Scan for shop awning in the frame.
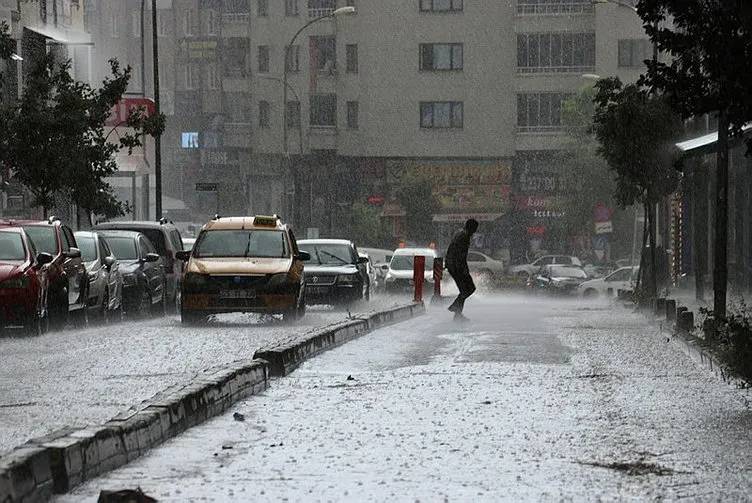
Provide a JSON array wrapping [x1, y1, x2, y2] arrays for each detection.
[[676, 123, 752, 156], [432, 213, 503, 223], [24, 24, 92, 46]]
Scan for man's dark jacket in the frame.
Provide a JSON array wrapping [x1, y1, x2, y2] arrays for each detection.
[[445, 229, 471, 272]]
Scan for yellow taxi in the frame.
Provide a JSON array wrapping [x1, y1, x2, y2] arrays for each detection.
[[176, 215, 309, 324]]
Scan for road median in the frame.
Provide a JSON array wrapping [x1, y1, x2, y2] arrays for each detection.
[[0, 301, 424, 502]]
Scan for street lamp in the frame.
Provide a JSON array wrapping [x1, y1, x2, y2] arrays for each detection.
[[151, 0, 163, 220], [281, 5, 355, 229]]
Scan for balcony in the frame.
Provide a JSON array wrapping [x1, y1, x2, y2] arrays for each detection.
[[516, 1, 595, 16]]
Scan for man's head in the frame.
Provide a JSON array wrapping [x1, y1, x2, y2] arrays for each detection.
[[465, 218, 479, 235]]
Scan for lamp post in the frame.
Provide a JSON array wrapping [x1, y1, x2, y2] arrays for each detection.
[[151, 0, 163, 220], [282, 6, 355, 229]]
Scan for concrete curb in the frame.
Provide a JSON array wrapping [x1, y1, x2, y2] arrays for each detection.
[[0, 360, 268, 502], [255, 302, 425, 376], [0, 302, 424, 502]]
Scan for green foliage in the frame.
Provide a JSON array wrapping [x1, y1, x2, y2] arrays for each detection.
[[350, 202, 391, 248], [637, 0, 752, 153], [395, 172, 438, 243], [700, 303, 752, 381], [0, 53, 165, 218], [592, 78, 682, 208]]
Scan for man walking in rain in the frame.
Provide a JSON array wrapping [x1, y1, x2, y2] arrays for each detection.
[[446, 218, 478, 322]]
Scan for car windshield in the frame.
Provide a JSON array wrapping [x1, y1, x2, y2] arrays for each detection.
[[0, 233, 26, 261], [549, 266, 587, 279], [23, 226, 57, 255], [106, 237, 139, 260], [193, 230, 289, 258], [301, 243, 353, 265], [391, 254, 433, 271], [76, 236, 97, 262]]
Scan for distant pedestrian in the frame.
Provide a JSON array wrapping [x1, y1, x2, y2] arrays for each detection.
[[445, 219, 479, 322]]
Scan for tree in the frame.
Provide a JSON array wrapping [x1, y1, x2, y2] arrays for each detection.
[[592, 78, 683, 300], [0, 53, 164, 220], [395, 172, 438, 244], [350, 202, 391, 248], [638, 0, 752, 316]]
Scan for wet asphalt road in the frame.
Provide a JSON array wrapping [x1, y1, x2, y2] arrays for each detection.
[[58, 295, 752, 502], [0, 297, 401, 455]]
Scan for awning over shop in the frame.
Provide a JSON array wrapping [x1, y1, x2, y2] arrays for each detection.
[[676, 123, 752, 156], [432, 213, 503, 223], [24, 24, 92, 45]]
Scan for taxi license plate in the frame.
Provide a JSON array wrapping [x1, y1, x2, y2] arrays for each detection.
[[220, 290, 256, 299]]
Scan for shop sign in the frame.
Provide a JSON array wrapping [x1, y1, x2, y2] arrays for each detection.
[[527, 226, 546, 236], [367, 195, 385, 206], [181, 39, 218, 59], [594, 202, 612, 223], [432, 213, 503, 223]]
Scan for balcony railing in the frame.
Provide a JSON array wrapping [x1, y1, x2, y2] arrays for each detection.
[[516, 2, 594, 15], [517, 125, 565, 133], [308, 7, 334, 18], [518, 65, 595, 74], [222, 13, 249, 23]]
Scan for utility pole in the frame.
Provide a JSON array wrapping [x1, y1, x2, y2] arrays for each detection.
[[151, 0, 162, 219]]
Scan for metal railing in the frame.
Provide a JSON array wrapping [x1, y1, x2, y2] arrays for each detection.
[[222, 12, 249, 23], [518, 65, 595, 74], [516, 1, 594, 15], [516, 125, 565, 133], [308, 7, 334, 18]]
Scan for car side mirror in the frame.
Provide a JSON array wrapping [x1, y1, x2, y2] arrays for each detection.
[[297, 251, 311, 261], [144, 253, 161, 263], [175, 250, 191, 261], [103, 255, 116, 269], [357, 256, 369, 265], [65, 247, 81, 259], [379, 264, 389, 271], [36, 252, 53, 267]]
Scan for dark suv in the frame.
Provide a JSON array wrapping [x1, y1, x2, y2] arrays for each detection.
[[93, 219, 184, 310], [0, 217, 88, 328]]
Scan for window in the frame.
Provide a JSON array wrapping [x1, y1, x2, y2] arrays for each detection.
[[181, 132, 200, 148], [258, 45, 270, 73], [184, 9, 194, 36], [310, 36, 336, 72], [258, 101, 270, 128], [285, 45, 300, 72], [419, 0, 463, 12], [257, 0, 268, 16], [286, 0, 299, 16], [346, 44, 358, 73], [516, 92, 573, 132], [420, 101, 463, 129], [131, 11, 140, 37], [207, 64, 219, 89], [517, 32, 595, 72], [286, 101, 301, 128], [157, 10, 169, 37], [206, 9, 217, 35], [110, 12, 119, 37], [516, 0, 594, 15], [347, 101, 359, 129], [420, 43, 463, 71], [310, 94, 337, 127], [185, 64, 199, 89], [308, 0, 335, 18], [224, 38, 249, 77], [618, 39, 651, 67]]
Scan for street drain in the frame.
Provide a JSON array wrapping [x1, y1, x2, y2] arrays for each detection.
[[577, 460, 678, 476]]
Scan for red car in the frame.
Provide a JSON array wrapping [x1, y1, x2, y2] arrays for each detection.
[[0, 218, 88, 328], [0, 227, 53, 335]]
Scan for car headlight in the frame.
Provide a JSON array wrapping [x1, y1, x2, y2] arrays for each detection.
[[0, 275, 30, 289], [337, 274, 357, 284], [122, 273, 138, 286], [183, 272, 208, 287], [268, 273, 290, 286]]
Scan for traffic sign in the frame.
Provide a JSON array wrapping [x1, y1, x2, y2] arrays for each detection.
[[195, 183, 218, 192], [106, 98, 157, 127]]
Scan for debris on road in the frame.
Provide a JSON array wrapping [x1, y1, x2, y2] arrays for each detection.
[[232, 412, 245, 422], [97, 487, 157, 503]]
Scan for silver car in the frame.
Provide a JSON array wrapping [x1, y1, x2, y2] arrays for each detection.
[[74, 231, 124, 323]]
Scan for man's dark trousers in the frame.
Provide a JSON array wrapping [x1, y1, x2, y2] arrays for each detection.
[[448, 266, 476, 314]]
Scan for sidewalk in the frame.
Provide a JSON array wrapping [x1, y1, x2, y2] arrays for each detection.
[[59, 295, 752, 501]]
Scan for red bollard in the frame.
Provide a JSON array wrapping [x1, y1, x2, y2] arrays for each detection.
[[413, 255, 425, 303], [432, 257, 443, 302]]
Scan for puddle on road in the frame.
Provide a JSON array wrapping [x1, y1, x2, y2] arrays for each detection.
[[576, 460, 684, 476]]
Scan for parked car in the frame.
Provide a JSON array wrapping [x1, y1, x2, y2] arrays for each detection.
[[529, 264, 588, 295], [384, 247, 438, 293], [359, 247, 394, 290], [297, 239, 370, 305], [74, 231, 124, 323], [359, 252, 378, 294], [94, 220, 184, 311], [467, 251, 506, 280], [0, 218, 88, 328], [578, 266, 639, 299], [0, 227, 53, 335], [178, 215, 308, 324], [97, 230, 166, 317], [509, 255, 583, 279]]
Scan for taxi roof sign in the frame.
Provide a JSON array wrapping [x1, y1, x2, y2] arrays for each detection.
[[253, 215, 279, 227]]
